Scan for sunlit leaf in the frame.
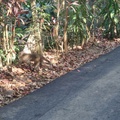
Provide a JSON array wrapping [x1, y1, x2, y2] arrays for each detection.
[[114, 17, 119, 24], [110, 11, 115, 18]]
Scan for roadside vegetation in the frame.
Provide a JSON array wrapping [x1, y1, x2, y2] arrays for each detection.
[[0, 0, 120, 107]]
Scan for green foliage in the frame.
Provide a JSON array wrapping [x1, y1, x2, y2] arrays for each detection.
[[99, 0, 120, 39], [0, 49, 5, 64], [68, 1, 90, 47], [0, 0, 120, 67], [43, 37, 56, 50]]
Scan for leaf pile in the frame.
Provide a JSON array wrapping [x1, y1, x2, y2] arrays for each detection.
[[0, 37, 120, 107]]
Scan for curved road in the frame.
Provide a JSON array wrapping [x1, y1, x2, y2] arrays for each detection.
[[0, 47, 120, 120]]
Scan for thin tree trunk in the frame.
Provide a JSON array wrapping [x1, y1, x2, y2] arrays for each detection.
[[31, 0, 43, 55], [55, 0, 60, 54], [63, 1, 68, 53], [0, 56, 3, 68]]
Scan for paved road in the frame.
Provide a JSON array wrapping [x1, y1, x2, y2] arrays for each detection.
[[0, 47, 120, 120]]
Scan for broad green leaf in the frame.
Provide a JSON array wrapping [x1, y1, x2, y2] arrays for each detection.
[[114, 17, 119, 24], [110, 11, 115, 18], [82, 18, 86, 23]]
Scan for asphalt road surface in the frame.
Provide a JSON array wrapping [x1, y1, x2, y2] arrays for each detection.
[[0, 47, 120, 120]]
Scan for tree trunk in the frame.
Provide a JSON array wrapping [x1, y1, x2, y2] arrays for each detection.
[[0, 56, 3, 68], [63, 1, 68, 53], [3, 24, 15, 66], [54, 0, 60, 54], [31, 0, 43, 56]]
